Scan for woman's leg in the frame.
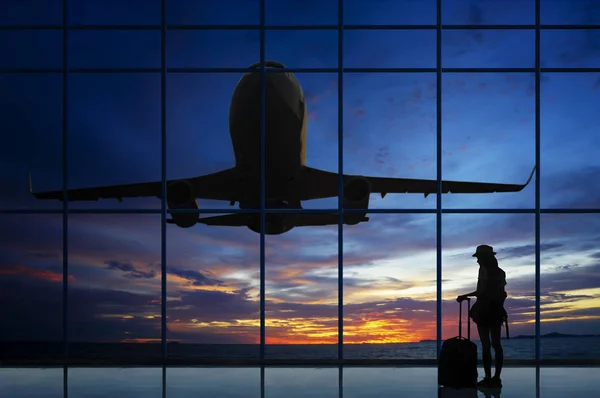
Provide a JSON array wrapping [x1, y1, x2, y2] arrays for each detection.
[[490, 323, 503, 380], [477, 323, 492, 380]]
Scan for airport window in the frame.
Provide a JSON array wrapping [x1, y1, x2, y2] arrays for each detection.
[[1, 1, 599, 395]]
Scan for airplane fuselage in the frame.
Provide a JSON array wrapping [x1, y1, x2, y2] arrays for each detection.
[[228, 62, 308, 213]]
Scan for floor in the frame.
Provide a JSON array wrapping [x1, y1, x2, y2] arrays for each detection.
[[0, 367, 597, 397]]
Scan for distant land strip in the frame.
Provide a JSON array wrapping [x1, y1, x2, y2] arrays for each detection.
[[2, 359, 600, 367], [419, 333, 600, 342]]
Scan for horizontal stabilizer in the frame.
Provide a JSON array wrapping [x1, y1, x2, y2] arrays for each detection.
[[197, 214, 251, 227], [195, 213, 369, 228]]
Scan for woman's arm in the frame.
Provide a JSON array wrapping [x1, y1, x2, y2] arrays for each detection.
[[458, 274, 487, 300], [457, 266, 489, 301]]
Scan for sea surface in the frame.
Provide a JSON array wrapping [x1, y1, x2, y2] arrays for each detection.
[[2, 337, 600, 362]]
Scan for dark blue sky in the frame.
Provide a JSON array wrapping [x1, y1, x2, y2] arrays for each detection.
[[0, 0, 599, 351]]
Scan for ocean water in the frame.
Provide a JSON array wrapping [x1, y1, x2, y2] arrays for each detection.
[[2, 337, 600, 362]]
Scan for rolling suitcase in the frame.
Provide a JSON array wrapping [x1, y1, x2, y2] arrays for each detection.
[[438, 298, 478, 389]]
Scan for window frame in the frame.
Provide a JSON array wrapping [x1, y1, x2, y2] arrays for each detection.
[[1, 0, 600, 369]]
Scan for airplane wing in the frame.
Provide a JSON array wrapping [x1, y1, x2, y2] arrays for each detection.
[[28, 168, 241, 202], [298, 165, 536, 201]]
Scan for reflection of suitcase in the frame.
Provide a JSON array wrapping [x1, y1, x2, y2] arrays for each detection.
[[438, 298, 478, 389]]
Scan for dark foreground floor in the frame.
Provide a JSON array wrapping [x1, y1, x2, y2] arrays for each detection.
[[0, 366, 597, 397]]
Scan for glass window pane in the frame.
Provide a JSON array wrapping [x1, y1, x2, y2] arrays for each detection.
[[442, 214, 536, 360], [344, 73, 437, 209], [0, 0, 62, 26], [541, 0, 600, 25], [0, 215, 63, 363], [541, 30, 600, 69], [541, 214, 600, 361], [343, 214, 436, 359], [67, 214, 162, 362], [166, 217, 260, 360], [167, 30, 259, 69], [541, 73, 600, 209], [1, 74, 62, 210], [265, 30, 338, 69], [67, 73, 161, 210], [68, 0, 161, 25], [443, 30, 535, 69], [167, 72, 248, 211], [265, 0, 337, 25], [344, 30, 436, 69], [343, 72, 436, 210], [69, 31, 161, 69], [442, 0, 535, 25], [167, 0, 260, 25], [442, 73, 536, 209], [266, 220, 338, 359], [344, 0, 436, 25], [0, 31, 62, 70]]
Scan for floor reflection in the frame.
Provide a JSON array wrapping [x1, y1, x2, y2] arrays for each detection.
[[0, 367, 597, 397]]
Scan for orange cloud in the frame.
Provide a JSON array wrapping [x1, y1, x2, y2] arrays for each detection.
[[0, 265, 76, 283]]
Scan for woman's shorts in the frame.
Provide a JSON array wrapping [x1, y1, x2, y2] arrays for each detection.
[[470, 300, 507, 327]]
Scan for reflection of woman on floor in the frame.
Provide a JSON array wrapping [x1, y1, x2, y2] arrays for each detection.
[[457, 244, 507, 389], [479, 387, 502, 398]]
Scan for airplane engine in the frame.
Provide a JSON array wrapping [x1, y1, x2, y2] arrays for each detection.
[[167, 180, 198, 228], [167, 180, 194, 205], [343, 177, 371, 225]]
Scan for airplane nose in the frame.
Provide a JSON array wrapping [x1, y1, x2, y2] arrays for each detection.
[[232, 67, 303, 122], [249, 60, 287, 69]]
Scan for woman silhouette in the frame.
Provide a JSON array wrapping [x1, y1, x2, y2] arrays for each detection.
[[457, 244, 507, 389]]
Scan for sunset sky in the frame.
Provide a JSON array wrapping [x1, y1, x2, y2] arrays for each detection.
[[1, 0, 599, 354]]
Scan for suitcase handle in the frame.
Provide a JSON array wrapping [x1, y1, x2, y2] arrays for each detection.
[[459, 297, 471, 340]]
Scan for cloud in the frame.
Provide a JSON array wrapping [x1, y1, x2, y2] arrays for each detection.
[[0, 265, 73, 283], [374, 146, 389, 166], [105, 260, 157, 279], [168, 266, 223, 287], [542, 166, 600, 208], [541, 263, 600, 294], [593, 76, 600, 91], [350, 107, 366, 117], [0, 270, 162, 342], [501, 263, 600, 298], [497, 243, 564, 260]]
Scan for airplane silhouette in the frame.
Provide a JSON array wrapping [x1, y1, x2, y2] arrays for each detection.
[[29, 61, 535, 235]]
